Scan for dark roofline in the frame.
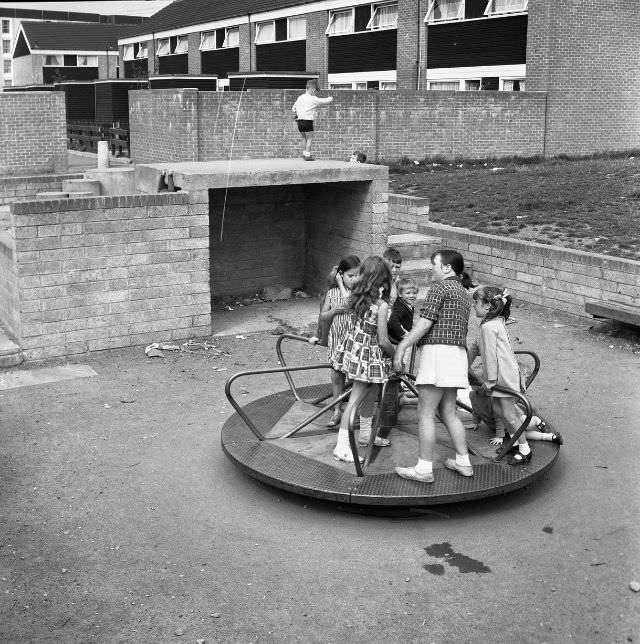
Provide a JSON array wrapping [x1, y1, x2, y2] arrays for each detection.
[[0, 7, 145, 24]]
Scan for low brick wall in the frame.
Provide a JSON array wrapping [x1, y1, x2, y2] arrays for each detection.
[[8, 193, 211, 361], [0, 231, 21, 342], [420, 222, 640, 318], [0, 174, 83, 206], [388, 194, 430, 234]]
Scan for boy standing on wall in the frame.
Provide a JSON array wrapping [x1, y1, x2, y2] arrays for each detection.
[[292, 79, 333, 161]]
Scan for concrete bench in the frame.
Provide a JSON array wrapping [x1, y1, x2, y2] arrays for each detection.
[[585, 300, 640, 327]]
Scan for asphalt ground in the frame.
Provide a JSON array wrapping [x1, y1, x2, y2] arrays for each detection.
[[0, 299, 639, 644]]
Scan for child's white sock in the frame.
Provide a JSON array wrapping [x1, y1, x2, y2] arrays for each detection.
[[456, 453, 471, 467], [359, 416, 373, 441], [335, 427, 351, 453], [519, 441, 531, 455], [415, 459, 432, 475]]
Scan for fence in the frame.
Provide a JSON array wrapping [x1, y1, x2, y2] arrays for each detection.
[[67, 121, 130, 157]]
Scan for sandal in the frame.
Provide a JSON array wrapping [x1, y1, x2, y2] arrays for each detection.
[[358, 436, 391, 447], [550, 432, 563, 445], [536, 419, 547, 431], [507, 450, 532, 465], [326, 409, 341, 428], [333, 449, 363, 464]]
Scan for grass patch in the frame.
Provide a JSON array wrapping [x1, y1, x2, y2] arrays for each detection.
[[389, 154, 640, 260]]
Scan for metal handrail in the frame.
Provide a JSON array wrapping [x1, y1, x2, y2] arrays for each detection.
[[275, 333, 335, 405], [225, 364, 332, 440], [490, 385, 533, 462], [515, 350, 540, 389]]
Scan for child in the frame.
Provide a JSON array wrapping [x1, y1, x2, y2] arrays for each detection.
[[468, 286, 539, 464], [393, 250, 473, 483], [317, 256, 361, 428], [388, 277, 418, 344], [382, 247, 403, 306], [331, 256, 396, 462], [349, 151, 367, 163], [292, 79, 333, 161]]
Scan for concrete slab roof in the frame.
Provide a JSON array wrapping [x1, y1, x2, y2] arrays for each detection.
[[135, 158, 388, 193]]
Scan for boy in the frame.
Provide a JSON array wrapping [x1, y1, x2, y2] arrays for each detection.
[[388, 277, 418, 344], [382, 247, 403, 305], [349, 151, 367, 163], [292, 79, 333, 161]]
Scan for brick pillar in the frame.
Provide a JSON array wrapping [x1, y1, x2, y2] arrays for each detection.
[[147, 38, 157, 75], [238, 20, 253, 72], [188, 32, 202, 74], [305, 10, 328, 87], [396, 0, 421, 90]]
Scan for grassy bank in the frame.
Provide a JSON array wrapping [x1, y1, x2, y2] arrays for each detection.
[[388, 155, 640, 261]]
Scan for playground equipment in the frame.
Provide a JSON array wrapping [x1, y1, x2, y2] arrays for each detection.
[[222, 334, 560, 507]]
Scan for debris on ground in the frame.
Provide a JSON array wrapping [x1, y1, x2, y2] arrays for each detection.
[[259, 285, 292, 301], [144, 343, 166, 358], [181, 340, 229, 358], [630, 581, 640, 592], [235, 335, 247, 340]]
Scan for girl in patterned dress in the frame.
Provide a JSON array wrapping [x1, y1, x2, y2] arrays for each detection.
[[331, 256, 396, 463], [318, 256, 361, 428]]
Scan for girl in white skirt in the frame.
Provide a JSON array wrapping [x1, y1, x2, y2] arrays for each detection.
[[392, 250, 474, 483]]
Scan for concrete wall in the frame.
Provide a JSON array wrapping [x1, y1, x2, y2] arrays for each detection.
[[0, 93, 68, 176], [209, 185, 306, 298], [419, 222, 640, 319], [8, 192, 210, 361], [527, 0, 640, 156], [0, 173, 83, 206], [129, 89, 548, 164]]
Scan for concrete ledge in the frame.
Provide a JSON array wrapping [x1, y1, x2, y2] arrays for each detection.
[[85, 168, 135, 196]]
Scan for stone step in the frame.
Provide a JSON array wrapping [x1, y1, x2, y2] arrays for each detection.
[[387, 233, 442, 259], [0, 328, 22, 368], [35, 191, 68, 199], [62, 178, 101, 195], [67, 191, 95, 198]]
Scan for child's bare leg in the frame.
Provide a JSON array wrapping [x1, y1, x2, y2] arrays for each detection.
[[489, 398, 507, 445], [304, 132, 313, 155], [439, 388, 469, 456], [496, 397, 531, 463], [327, 368, 344, 427], [358, 385, 390, 446], [334, 381, 371, 461]]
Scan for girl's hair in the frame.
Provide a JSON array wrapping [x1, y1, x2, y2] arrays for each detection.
[[327, 255, 361, 288], [348, 256, 392, 318], [473, 286, 513, 323], [430, 249, 476, 289]]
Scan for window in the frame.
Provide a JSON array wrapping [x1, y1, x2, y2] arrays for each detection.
[[123, 44, 135, 61], [425, 0, 464, 22], [223, 27, 239, 48], [200, 31, 216, 50], [4, 79, 11, 86], [502, 78, 525, 91], [2, 40, 10, 54], [136, 43, 148, 58], [484, 0, 528, 15], [3, 60, 10, 74], [380, 81, 397, 90], [1, 20, 9, 35], [329, 81, 368, 90], [428, 80, 460, 90], [77, 55, 98, 66], [288, 16, 306, 40], [255, 21, 275, 44], [173, 36, 188, 54], [156, 38, 170, 56], [367, 3, 398, 30], [326, 9, 354, 35], [465, 79, 481, 91], [44, 55, 64, 66]]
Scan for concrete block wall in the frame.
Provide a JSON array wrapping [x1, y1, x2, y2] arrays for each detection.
[[527, 0, 640, 156], [8, 193, 211, 361], [0, 93, 68, 176], [209, 186, 306, 298], [0, 231, 21, 342], [420, 222, 640, 318], [0, 174, 84, 206], [129, 89, 548, 164], [388, 193, 429, 234], [305, 179, 388, 294]]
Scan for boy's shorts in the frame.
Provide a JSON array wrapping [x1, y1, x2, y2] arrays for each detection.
[[297, 119, 314, 133]]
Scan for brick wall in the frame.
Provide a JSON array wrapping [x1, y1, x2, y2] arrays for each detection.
[[130, 89, 547, 163], [306, 11, 328, 87], [527, 0, 640, 156], [7, 193, 210, 361], [396, 0, 422, 90], [209, 185, 306, 297], [129, 89, 199, 163], [388, 194, 430, 234], [0, 231, 21, 342], [0, 174, 83, 206], [418, 222, 640, 318], [0, 93, 68, 176]]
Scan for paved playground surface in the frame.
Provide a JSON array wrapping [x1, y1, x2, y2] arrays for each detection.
[[0, 299, 639, 643]]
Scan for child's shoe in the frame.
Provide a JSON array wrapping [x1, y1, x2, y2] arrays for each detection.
[[333, 448, 363, 464], [444, 458, 473, 477], [326, 409, 341, 428], [507, 450, 533, 465], [550, 432, 563, 445], [358, 436, 391, 447], [395, 466, 434, 483]]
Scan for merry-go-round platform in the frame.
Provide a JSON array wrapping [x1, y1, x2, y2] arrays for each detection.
[[221, 335, 561, 508]]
